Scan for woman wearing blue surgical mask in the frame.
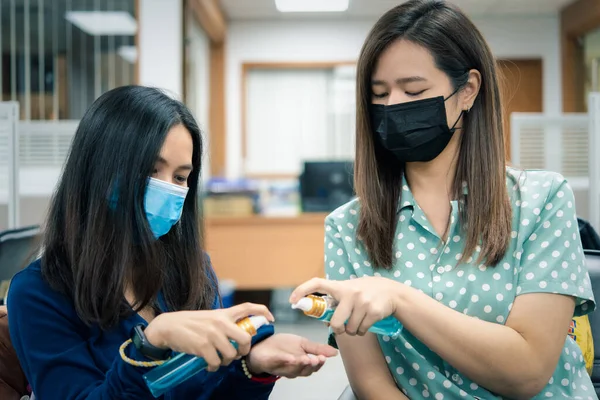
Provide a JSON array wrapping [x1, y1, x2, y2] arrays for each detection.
[[7, 86, 337, 400], [291, 1, 596, 399]]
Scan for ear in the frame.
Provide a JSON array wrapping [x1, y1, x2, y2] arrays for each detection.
[[459, 69, 481, 112]]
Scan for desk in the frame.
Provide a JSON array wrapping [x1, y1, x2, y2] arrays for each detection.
[[204, 214, 327, 289]]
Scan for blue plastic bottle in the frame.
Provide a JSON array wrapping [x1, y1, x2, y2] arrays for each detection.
[[143, 315, 269, 398], [292, 295, 403, 338]]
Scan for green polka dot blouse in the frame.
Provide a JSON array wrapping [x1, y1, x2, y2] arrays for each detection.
[[324, 168, 597, 399]]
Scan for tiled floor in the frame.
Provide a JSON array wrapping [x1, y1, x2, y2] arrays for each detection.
[[269, 319, 349, 400]]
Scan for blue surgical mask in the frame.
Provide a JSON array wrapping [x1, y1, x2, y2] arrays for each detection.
[[144, 177, 189, 238]]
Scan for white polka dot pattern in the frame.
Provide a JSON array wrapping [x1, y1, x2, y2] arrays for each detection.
[[322, 168, 595, 399]]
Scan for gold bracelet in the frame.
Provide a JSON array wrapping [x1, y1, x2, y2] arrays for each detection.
[[119, 339, 169, 368]]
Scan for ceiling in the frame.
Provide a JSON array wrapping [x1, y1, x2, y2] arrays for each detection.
[[0, 0, 135, 52], [219, 0, 575, 20]]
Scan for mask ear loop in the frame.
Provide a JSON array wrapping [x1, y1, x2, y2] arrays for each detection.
[[444, 86, 461, 102], [445, 75, 471, 132], [449, 110, 464, 133]]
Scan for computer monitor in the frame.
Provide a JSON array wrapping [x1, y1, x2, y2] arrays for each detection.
[[300, 161, 355, 213]]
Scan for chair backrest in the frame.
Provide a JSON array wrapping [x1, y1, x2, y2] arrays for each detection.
[[0, 307, 29, 399], [0, 226, 41, 283], [584, 250, 600, 390], [337, 385, 357, 400]]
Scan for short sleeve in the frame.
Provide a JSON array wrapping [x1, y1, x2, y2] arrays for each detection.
[[324, 215, 353, 282], [517, 175, 595, 316]]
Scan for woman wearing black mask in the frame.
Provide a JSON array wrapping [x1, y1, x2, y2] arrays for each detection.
[[291, 1, 596, 399], [7, 86, 337, 399]]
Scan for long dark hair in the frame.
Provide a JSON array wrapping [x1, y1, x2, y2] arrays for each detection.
[[355, 0, 512, 269], [42, 85, 216, 329]]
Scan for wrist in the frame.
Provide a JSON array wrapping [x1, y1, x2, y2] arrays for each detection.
[[393, 282, 415, 320], [144, 316, 169, 350], [241, 356, 280, 384], [245, 351, 265, 375]]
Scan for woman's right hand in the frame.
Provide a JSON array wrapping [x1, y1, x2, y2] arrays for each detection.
[[144, 303, 274, 371]]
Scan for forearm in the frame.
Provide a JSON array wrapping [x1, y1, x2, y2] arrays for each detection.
[[353, 384, 409, 400], [394, 288, 547, 399], [348, 371, 409, 400], [337, 334, 409, 400]]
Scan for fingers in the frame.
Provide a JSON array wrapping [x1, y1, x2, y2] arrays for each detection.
[[298, 364, 316, 377], [289, 278, 339, 304], [224, 323, 252, 356], [274, 354, 327, 379], [298, 355, 325, 377], [357, 313, 383, 336], [311, 362, 325, 375], [212, 330, 239, 367], [345, 305, 367, 336], [226, 302, 274, 322], [329, 299, 353, 335], [199, 344, 221, 372], [300, 340, 338, 358]]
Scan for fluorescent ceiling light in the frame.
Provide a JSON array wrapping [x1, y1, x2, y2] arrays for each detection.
[[65, 11, 137, 36], [275, 0, 349, 12], [118, 46, 138, 64]]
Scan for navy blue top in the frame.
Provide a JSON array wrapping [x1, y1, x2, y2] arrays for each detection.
[[7, 259, 275, 400]]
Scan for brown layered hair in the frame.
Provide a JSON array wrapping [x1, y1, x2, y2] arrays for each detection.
[[355, 0, 512, 269]]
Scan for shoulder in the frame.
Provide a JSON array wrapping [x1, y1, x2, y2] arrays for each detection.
[[8, 258, 45, 297], [506, 167, 573, 208], [8, 258, 78, 322], [325, 198, 361, 229]]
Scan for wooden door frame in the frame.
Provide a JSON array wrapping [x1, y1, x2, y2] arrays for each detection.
[[497, 58, 544, 161], [182, 0, 227, 177], [561, 0, 600, 112], [240, 61, 355, 179]]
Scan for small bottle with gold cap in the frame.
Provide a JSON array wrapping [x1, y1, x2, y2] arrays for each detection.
[[292, 295, 403, 338], [143, 315, 269, 398]]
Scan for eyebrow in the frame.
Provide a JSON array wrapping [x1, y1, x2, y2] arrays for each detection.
[[371, 76, 428, 85], [156, 156, 193, 171]]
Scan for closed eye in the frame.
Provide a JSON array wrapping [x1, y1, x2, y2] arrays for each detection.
[[406, 90, 426, 97]]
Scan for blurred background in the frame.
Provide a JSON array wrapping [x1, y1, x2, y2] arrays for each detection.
[[1, 0, 600, 398]]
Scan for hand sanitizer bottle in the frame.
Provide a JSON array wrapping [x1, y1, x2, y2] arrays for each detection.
[[143, 315, 270, 398], [292, 295, 403, 338]]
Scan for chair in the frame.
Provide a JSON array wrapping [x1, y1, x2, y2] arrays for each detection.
[[0, 226, 41, 284], [338, 385, 357, 400], [0, 306, 29, 399], [584, 249, 600, 396]]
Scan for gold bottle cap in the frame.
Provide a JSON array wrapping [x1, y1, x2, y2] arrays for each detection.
[[303, 295, 327, 318], [236, 316, 269, 336]]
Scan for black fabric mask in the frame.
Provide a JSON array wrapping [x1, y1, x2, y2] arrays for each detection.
[[370, 93, 463, 162]]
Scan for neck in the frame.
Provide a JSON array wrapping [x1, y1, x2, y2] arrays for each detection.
[[124, 286, 136, 307], [404, 138, 459, 198]]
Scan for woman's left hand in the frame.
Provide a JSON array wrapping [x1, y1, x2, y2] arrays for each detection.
[[290, 277, 404, 336], [246, 333, 338, 378]]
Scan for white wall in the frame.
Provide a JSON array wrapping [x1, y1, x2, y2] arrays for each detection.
[[226, 16, 561, 178], [138, 0, 183, 99], [226, 19, 373, 178]]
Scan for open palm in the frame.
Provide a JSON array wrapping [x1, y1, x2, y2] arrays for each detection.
[[247, 333, 338, 378]]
